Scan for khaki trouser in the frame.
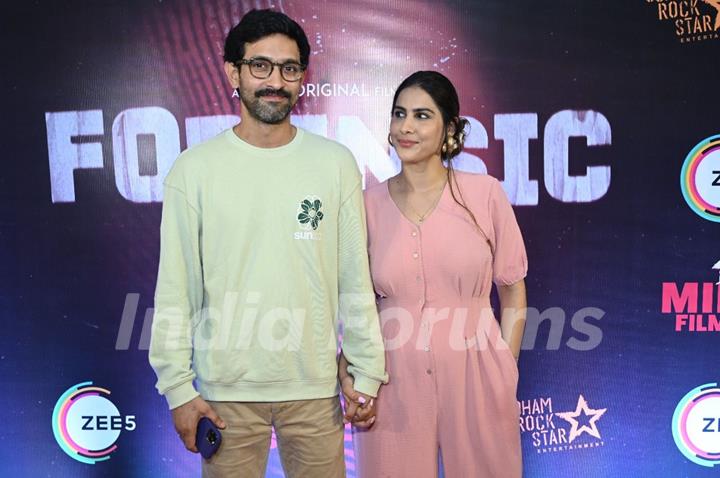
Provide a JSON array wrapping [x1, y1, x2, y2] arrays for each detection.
[[201, 396, 346, 478]]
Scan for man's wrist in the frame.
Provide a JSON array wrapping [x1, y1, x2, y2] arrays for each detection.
[[165, 382, 200, 410], [352, 375, 380, 398]]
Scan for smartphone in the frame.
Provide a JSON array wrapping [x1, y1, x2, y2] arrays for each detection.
[[196, 417, 222, 459]]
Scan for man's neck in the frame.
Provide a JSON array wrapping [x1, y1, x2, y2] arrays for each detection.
[[233, 116, 296, 148]]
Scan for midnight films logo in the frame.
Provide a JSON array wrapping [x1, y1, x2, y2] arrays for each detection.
[[672, 383, 720, 467], [661, 261, 720, 332], [646, 0, 720, 43], [519, 394, 607, 453], [52, 381, 136, 464]]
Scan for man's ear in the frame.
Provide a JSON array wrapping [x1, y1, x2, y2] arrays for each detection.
[[224, 61, 240, 89]]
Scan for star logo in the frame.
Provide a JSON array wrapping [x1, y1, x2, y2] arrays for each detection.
[[556, 395, 607, 443]]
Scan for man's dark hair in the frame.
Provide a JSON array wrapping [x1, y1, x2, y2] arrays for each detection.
[[223, 9, 310, 67]]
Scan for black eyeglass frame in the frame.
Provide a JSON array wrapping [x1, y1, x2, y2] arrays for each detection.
[[235, 57, 307, 82]]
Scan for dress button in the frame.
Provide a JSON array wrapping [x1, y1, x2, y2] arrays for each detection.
[[412, 252, 419, 259], [424, 346, 430, 352], [411, 231, 417, 237], [426, 369, 432, 375]]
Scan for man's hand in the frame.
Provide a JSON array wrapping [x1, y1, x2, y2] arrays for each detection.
[[171, 396, 226, 452], [338, 352, 377, 428], [340, 374, 376, 428]]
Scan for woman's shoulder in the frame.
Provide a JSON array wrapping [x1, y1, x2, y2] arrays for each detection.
[[451, 170, 499, 188], [363, 179, 395, 220], [363, 179, 389, 201], [451, 170, 502, 202]]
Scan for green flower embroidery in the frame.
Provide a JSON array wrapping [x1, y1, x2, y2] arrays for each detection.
[[297, 197, 324, 230]]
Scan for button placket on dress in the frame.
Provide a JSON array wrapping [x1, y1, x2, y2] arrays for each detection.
[[412, 223, 439, 384]]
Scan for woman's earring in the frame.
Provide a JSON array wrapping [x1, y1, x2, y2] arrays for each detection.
[[445, 137, 457, 153], [388, 134, 394, 146]]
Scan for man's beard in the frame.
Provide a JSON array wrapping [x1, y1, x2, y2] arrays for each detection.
[[238, 86, 295, 124]]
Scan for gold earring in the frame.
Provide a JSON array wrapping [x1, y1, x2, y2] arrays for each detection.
[[443, 136, 457, 155]]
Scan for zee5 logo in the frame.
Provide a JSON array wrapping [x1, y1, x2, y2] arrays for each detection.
[[52, 381, 136, 464], [672, 383, 720, 468], [680, 134, 720, 223]]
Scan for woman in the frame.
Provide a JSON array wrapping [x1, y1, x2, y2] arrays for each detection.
[[341, 71, 527, 477]]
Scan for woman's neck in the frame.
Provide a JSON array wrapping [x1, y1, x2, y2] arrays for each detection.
[[396, 159, 448, 192]]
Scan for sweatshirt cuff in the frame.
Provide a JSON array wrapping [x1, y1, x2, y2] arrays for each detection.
[[352, 374, 381, 398], [165, 381, 200, 410]]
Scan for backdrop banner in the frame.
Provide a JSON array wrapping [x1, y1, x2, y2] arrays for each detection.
[[1, 1, 719, 476]]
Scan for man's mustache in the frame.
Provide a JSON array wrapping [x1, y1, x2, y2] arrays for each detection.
[[255, 88, 291, 99]]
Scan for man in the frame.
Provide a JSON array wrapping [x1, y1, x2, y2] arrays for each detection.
[[149, 9, 387, 478]]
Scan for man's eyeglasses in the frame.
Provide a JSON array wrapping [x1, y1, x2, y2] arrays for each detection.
[[236, 58, 306, 82]]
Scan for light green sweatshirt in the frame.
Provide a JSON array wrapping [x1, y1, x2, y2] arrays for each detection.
[[149, 128, 387, 409]]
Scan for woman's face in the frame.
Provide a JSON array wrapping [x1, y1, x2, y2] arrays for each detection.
[[390, 86, 448, 165]]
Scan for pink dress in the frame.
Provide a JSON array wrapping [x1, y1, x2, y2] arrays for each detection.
[[354, 171, 527, 478]]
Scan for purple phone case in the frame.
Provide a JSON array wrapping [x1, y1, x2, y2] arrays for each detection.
[[196, 417, 222, 459]]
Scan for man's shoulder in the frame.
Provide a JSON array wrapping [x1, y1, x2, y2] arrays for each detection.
[[178, 130, 229, 163], [298, 129, 354, 161], [165, 130, 229, 186]]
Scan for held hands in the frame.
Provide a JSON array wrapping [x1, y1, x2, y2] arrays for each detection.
[[340, 375, 376, 428], [171, 396, 226, 452]]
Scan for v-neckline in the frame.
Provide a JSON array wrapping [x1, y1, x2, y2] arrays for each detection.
[[385, 179, 448, 228]]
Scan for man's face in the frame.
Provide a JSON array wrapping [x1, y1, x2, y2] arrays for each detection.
[[230, 33, 304, 125]]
